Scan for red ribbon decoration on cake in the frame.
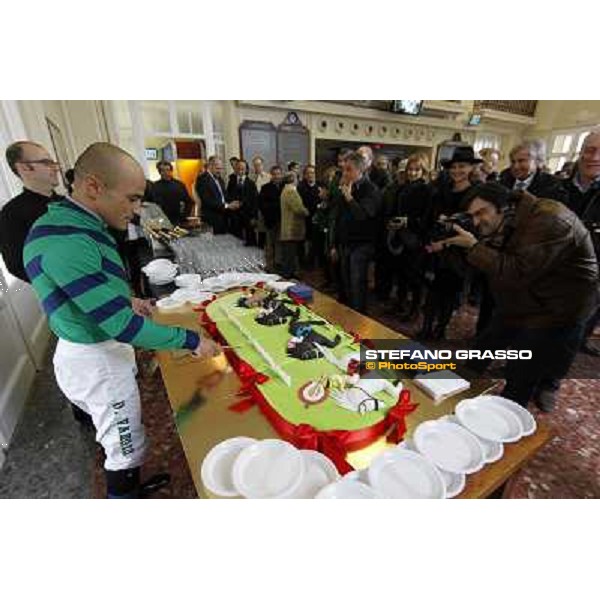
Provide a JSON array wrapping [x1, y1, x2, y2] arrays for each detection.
[[385, 390, 418, 444], [197, 297, 419, 474]]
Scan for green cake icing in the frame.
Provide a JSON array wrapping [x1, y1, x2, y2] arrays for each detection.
[[206, 291, 395, 431]]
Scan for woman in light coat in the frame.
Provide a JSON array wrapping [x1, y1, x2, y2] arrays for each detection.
[[279, 171, 309, 278]]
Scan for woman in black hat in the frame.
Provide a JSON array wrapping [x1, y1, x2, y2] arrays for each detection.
[[418, 146, 482, 340]]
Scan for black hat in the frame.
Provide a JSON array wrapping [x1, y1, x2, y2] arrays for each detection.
[[441, 146, 483, 168]]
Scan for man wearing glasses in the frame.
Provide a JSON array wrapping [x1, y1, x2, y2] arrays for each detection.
[[0, 141, 63, 282]]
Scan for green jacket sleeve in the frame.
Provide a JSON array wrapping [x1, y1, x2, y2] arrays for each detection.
[[42, 237, 200, 351]]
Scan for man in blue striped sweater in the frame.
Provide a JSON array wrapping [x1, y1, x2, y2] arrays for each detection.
[[23, 142, 219, 498]]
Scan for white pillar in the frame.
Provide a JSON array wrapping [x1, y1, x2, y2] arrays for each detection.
[[128, 100, 149, 177], [203, 101, 216, 157]]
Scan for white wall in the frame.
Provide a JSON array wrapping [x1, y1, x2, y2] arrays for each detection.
[[0, 101, 49, 453]]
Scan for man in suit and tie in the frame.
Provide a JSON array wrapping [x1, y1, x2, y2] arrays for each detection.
[[195, 156, 240, 234], [500, 140, 568, 202], [226, 159, 258, 245]]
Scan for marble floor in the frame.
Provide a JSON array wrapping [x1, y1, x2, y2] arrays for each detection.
[[0, 341, 97, 499]]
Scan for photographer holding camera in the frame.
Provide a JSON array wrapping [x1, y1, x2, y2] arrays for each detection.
[[437, 182, 599, 410]]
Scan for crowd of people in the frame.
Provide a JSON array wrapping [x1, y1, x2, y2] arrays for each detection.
[[0, 130, 598, 498], [189, 136, 599, 414]]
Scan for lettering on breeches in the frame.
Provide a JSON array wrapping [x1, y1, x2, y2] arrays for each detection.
[[111, 400, 135, 457]]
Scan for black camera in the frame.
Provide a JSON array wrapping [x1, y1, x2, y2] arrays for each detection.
[[583, 221, 600, 234], [430, 212, 476, 242]]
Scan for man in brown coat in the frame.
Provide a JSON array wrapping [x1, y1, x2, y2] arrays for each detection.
[[441, 182, 598, 410]]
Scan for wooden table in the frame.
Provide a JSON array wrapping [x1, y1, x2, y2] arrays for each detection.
[[154, 290, 553, 499]]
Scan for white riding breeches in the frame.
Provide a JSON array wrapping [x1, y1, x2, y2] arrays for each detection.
[[54, 338, 147, 471]]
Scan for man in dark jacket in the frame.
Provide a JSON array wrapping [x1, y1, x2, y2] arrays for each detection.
[[370, 154, 392, 191], [226, 158, 258, 244], [563, 130, 600, 356], [297, 164, 321, 267], [442, 183, 598, 410], [257, 165, 284, 272], [500, 140, 568, 203], [195, 156, 240, 234], [0, 141, 62, 282], [152, 160, 194, 226], [332, 151, 382, 313]]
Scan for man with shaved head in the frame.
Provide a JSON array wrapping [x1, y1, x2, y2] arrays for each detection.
[[23, 142, 219, 499], [1, 141, 62, 281]]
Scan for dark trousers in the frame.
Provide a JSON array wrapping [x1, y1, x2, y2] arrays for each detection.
[[396, 249, 426, 313], [124, 239, 150, 297], [583, 304, 600, 344], [228, 211, 244, 239], [422, 269, 463, 338], [466, 318, 586, 407], [242, 215, 257, 246], [374, 243, 395, 300], [279, 240, 302, 279], [340, 243, 374, 314], [475, 276, 495, 336]]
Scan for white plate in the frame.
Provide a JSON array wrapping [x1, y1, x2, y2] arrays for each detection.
[[232, 439, 305, 499], [440, 414, 503, 464], [455, 397, 523, 443], [414, 420, 484, 475], [143, 259, 177, 273], [170, 289, 215, 304], [480, 395, 537, 437], [368, 448, 446, 499], [155, 296, 186, 311], [398, 438, 465, 498], [266, 280, 296, 292], [198, 278, 230, 293], [342, 468, 370, 485], [145, 267, 178, 277], [253, 273, 280, 282], [315, 479, 382, 499], [288, 451, 340, 498], [175, 274, 203, 288], [149, 275, 176, 284], [200, 437, 256, 497]]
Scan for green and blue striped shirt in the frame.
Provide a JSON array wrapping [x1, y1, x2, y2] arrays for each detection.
[[23, 198, 199, 350]]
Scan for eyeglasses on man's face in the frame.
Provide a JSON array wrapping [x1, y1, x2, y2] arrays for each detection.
[[18, 159, 60, 168]]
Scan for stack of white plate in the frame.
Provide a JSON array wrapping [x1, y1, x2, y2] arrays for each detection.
[[155, 296, 187, 312], [175, 273, 203, 288], [399, 438, 465, 498], [155, 289, 215, 311], [199, 396, 536, 500], [142, 259, 178, 285], [199, 272, 281, 293], [315, 479, 382, 499], [439, 414, 504, 464], [413, 420, 485, 476], [170, 288, 215, 306], [200, 438, 340, 499], [367, 448, 446, 499], [454, 395, 535, 443], [265, 280, 296, 293]]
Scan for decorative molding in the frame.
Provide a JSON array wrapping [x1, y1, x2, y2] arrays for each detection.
[[479, 108, 536, 126], [238, 100, 463, 129]]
